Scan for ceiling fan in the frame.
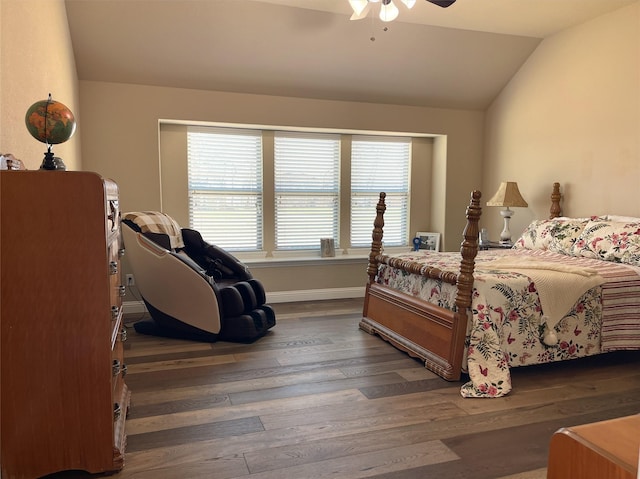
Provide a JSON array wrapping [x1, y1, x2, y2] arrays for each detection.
[[349, 0, 456, 22], [427, 1, 457, 7]]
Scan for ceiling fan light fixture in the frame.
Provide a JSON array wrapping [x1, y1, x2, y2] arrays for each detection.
[[349, 0, 455, 24], [349, 0, 369, 16], [379, 0, 399, 22]]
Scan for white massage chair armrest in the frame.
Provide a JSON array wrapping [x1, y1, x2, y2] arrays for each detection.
[[122, 225, 222, 334]]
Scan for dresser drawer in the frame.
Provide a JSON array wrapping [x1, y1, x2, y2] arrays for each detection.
[[112, 331, 126, 399], [108, 241, 124, 304]]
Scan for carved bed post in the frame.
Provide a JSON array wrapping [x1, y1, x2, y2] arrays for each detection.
[[455, 190, 482, 310], [550, 182, 562, 219], [367, 192, 386, 284], [445, 189, 482, 380]]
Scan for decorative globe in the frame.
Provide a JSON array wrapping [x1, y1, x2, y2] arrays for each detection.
[[25, 98, 76, 145]]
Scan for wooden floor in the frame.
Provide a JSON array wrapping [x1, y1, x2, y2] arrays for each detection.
[[46, 298, 640, 479]]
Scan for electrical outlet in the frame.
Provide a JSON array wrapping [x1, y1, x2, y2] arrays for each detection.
[[126, 274, 135, 286]]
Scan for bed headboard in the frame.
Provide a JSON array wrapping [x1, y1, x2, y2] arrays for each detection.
[[550, 182, 562, 219]]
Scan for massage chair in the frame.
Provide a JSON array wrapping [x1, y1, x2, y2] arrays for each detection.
[[121, 211, 275, 342]]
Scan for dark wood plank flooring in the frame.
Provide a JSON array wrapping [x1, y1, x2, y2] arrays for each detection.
[[44, 298, 640, 479]]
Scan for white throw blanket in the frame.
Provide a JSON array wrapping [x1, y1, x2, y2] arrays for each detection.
[[484, 257, 604, 332]]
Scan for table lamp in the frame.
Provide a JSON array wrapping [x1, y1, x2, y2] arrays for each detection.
[[486, 181, 528, 244]]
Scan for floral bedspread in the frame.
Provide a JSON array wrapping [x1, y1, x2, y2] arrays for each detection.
[[376, 249, 639, 398]]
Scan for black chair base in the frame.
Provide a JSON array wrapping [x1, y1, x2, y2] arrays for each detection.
[[134, 300, 276, 343]]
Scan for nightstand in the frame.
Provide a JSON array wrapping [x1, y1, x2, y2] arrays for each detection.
[[480, 241, 513, 250]]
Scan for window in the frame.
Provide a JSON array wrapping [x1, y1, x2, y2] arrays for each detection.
[[187, 127, 263, 251], [350, 136, 411, 247], [184, 124, 416, 254], [274, 132, 340, 250]]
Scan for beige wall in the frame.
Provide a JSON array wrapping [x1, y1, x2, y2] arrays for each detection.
[[0, 0, 81, 171], [4, 0, 637, 299], [79, 81, 484, 294], [484, 2, 640, 240], [79, 82, 484, 245], [0, 0, 484, 299]]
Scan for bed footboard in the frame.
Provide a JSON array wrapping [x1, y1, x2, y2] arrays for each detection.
[[361, 283, 464, 380], [360, 191, 482, 381]]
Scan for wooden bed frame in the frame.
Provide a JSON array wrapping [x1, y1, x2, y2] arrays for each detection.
[[360, 183, 562, 381]]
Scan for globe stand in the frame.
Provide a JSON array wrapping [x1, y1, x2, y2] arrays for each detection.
[[40, 147, 66, 171]]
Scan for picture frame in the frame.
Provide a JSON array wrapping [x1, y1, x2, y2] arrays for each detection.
[[416, 231, 440, 251]]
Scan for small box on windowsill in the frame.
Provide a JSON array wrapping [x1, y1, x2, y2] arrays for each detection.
[[320, 238, 335, 257]]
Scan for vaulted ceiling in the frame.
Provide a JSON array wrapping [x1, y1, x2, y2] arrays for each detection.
[[64, 0, 636, 110]]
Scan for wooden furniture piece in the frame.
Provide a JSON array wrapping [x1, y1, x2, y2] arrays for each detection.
[[361, 190, 482, 380], [547, 414, 640, 479], [1, 171, 130, 479], [360, 183, 562, 381]]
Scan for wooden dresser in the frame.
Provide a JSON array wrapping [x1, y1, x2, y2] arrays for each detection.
[[0, 171, 130, 479], [547, 414, 639, 479]]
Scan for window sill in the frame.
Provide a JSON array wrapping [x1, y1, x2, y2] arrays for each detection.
[[235, 246, 409, 268]]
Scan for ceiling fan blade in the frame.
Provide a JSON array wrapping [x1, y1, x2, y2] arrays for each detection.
[[350, 2, 372, 20], [425, 0, 456, 7]]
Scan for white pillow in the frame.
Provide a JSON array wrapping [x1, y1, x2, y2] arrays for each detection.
[[601, 215, 640, 223], [547, 219, 590, 255], [571, 220, 640, 265], [512, 220, 556, 250], [513, 218, 588, 254]]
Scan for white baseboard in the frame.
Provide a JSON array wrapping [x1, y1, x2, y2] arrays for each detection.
[[267, 287, 365, 304], [123, 300, 148, 315], [122, 286, 365, 314]]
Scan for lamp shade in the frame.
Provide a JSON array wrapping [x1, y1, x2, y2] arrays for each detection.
[[486, 182, 528, 208], [380, 0, 399, 21]]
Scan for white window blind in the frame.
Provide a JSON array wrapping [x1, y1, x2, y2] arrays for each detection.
[[274, 132, 340, 250], [187, 126, 263, 251], [351, 136, 411, 247]]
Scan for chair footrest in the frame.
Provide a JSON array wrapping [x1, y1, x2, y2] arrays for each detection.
[[219, 305, 276, 343]]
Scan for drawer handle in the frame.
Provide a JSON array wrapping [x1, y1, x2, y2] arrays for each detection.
[[109, 261, 118, 275], [108, 200, 119, 232], [114, 403, 121, 421], [112, 359, 121, 376], [111, 306, 119, 319]]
